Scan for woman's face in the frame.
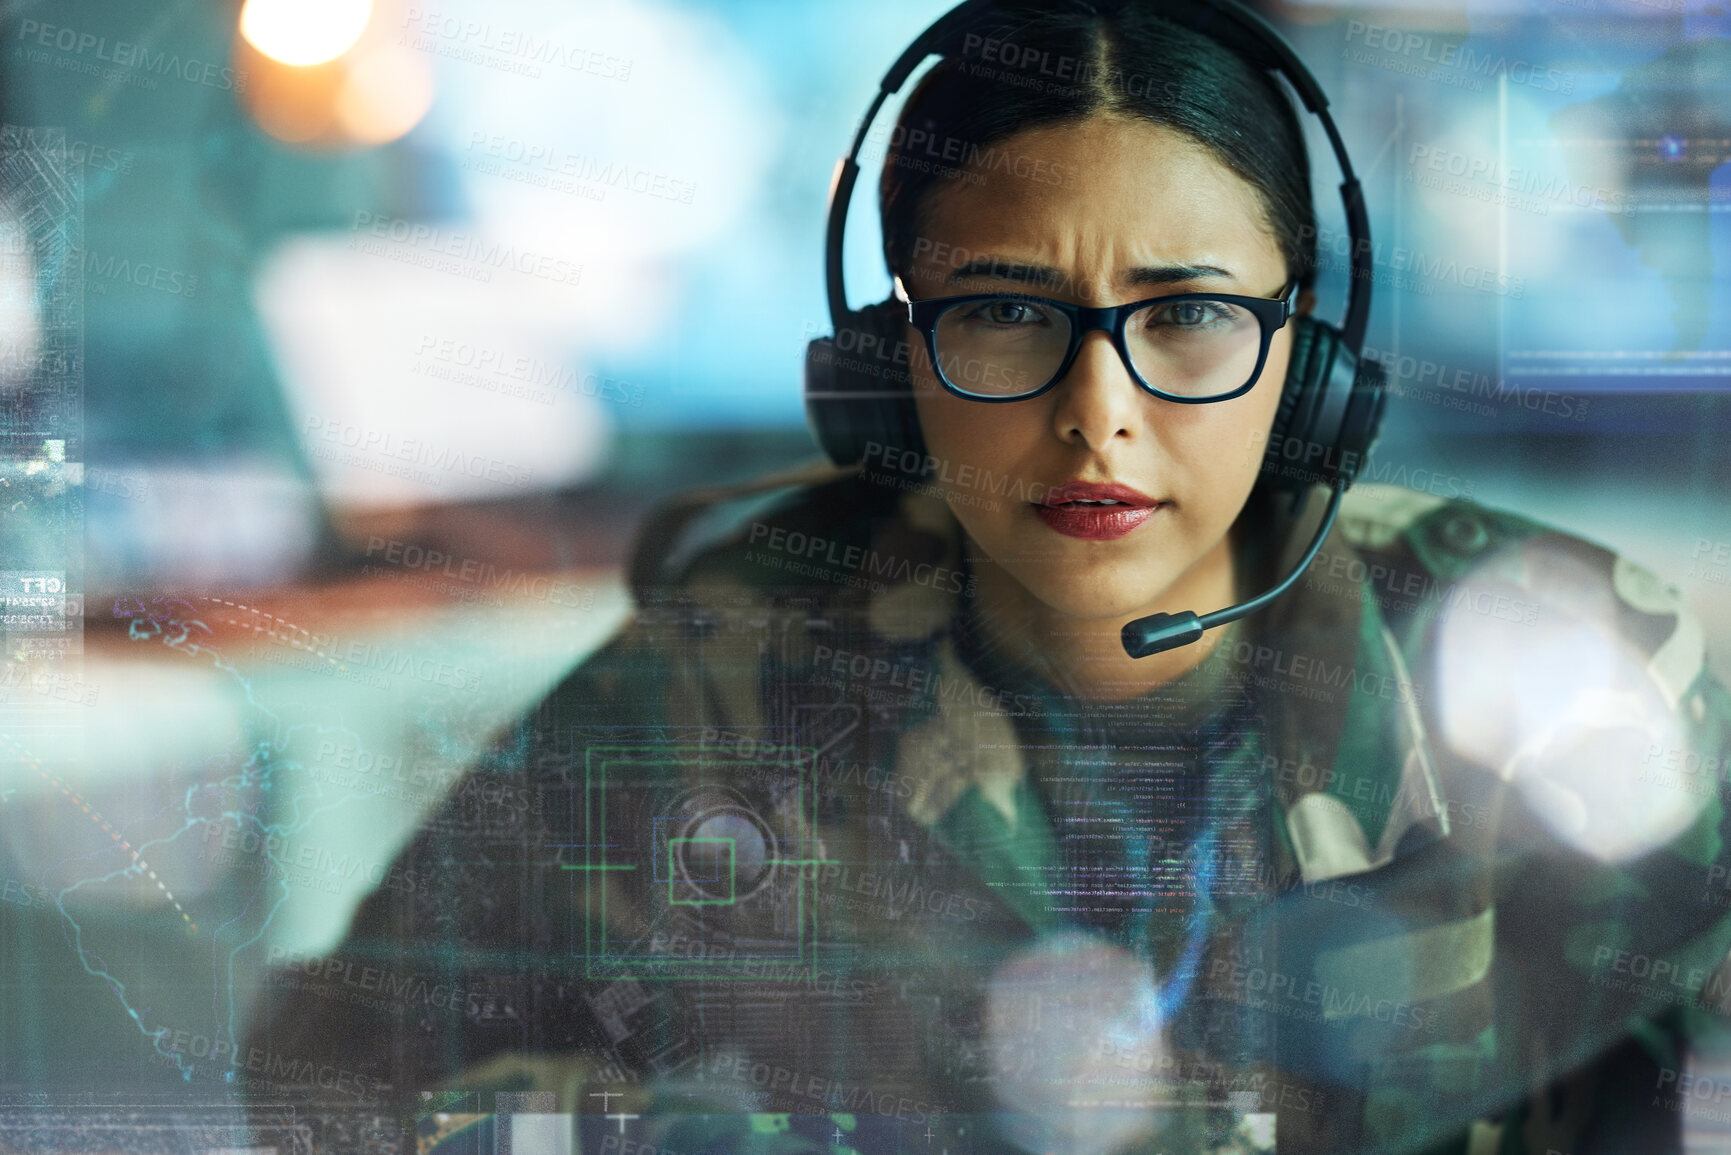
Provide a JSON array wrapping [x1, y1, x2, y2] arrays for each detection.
[[906, 114, 1293, 627]]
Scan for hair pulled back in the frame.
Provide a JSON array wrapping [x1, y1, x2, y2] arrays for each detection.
[[878, 1, 1317, 292]]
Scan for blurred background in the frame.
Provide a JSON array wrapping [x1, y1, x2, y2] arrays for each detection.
[[0, 0, 1727, 1146]]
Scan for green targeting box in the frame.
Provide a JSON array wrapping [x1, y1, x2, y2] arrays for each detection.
[[565, 743, 836, 980]]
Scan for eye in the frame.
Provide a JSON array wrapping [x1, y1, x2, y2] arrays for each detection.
[[1151, 300, 1232, 328], [961, 299, 1051, 327]]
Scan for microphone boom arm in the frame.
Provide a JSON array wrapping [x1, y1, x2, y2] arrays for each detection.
[[1120, 484, 1345, 659]]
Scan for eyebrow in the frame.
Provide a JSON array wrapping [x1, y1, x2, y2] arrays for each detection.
[[944, 258, 1238, 289]]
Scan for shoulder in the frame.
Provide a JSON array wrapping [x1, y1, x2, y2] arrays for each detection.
[[1337, 482, 1706, 701], [542, 465, 947, 722], [1338, 482, 1557, 580], [626, 462, 901, 602], [1336, 484, 1722, 863]]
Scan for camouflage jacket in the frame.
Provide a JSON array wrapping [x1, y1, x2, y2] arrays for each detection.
[[244, 467, 1731, 1155]]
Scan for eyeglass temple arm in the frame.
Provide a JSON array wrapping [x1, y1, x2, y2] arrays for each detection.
[[891, 276, 912, 314]]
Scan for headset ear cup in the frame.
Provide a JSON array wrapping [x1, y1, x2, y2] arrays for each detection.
[[804, 299, 925, 465], [1264, 314, 1325, 493], [1268, 314, 1318, 456], [870, 298, 927, 460], [804, 327, 846, 465], [1263, 315, 1384, 491], [1336, 355, 1386, 486]]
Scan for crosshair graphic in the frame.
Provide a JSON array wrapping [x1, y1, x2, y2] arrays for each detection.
[[555, 740, 838, 980]]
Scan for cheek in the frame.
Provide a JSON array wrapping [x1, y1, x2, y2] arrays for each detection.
[[1163, 335, 1291, 483], [1209, 332, 1292, 471], [911, 371, 1041, 470]]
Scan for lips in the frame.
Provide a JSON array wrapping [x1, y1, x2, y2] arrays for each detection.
[[1033, 482, 1163, 541]]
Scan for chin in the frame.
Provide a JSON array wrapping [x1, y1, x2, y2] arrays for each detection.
[[1010, 557, 1184, 625]]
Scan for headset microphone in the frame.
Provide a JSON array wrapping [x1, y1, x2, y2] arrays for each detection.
[[804, 0, 1388, 661], [1121, 485, 1344, 658]]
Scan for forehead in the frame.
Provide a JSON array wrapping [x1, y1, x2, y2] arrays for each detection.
[[910, 115, 1284, 293]]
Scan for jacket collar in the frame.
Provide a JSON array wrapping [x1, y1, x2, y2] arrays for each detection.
[[859, 487, 1450, 899]]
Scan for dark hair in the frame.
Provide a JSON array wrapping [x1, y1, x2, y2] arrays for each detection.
[[878, 1, 1317, 292]]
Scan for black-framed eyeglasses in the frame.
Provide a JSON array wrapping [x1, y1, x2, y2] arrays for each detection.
[[895, 277, 1297, 404]]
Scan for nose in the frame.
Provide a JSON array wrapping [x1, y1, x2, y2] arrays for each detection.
[[1050, 330, 1145, 450]]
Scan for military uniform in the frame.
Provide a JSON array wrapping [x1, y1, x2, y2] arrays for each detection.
[[243, 467, 1731, 1155]]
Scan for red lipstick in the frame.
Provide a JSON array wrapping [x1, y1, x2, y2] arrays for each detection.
[[1033, 482, 1162, 541]]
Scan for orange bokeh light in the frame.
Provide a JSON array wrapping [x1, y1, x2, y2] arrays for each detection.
[[234, 0, 433, 150]]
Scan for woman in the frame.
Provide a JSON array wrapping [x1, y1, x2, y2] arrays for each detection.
[[244, 4, 1731, 1153]]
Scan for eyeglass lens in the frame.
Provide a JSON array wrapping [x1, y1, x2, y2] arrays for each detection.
[[930, 296, 1265, 399]]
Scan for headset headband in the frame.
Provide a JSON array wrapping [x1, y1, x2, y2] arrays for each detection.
[[822, 0, 1372, 352]]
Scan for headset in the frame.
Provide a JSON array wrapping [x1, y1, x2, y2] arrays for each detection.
[[803, 0, 1387, 659]]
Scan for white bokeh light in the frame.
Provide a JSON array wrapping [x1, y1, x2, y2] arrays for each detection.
[[240, 0, 374, 67], [418, 0, 784, 346], [985, 933, 1166, 1155], [255, 237, 613, 510], [1435, 542, 1707, 862], [0, 204, 39, 392]]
